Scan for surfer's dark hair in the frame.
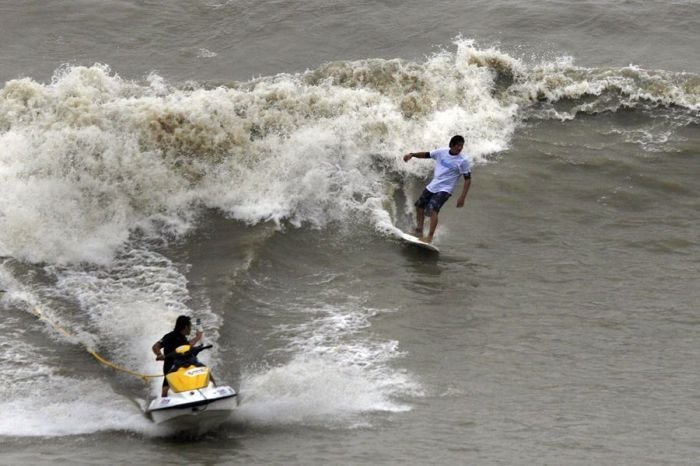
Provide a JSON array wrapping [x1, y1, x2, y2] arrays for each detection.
[[449, 135, 465, 147], [174, 315, 191, 332]]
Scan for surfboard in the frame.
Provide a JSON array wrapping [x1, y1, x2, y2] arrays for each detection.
[[400, 232, 440, 253]]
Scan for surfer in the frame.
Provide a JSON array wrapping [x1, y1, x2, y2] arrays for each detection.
[[152, 315, 203, 397], [403, 135, 472, 243]]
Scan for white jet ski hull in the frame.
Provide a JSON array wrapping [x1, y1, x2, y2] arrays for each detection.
[[147, 385, 237, 435]]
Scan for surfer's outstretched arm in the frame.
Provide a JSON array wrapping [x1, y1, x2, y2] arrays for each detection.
[[403, 152, 430, 161]]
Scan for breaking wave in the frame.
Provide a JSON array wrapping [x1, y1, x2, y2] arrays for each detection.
[[0, 39, 696, 265]]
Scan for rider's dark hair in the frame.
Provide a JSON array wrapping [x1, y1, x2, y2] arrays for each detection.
[[449, 135, 465, 147], [174, 315, 191, 333]]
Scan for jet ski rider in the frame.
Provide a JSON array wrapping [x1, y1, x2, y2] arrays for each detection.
[[152, 315, 203, 397]]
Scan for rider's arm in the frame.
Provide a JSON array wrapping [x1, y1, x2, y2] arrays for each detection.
[[152, 341, 164, 360], [189, 330, 203, 347]]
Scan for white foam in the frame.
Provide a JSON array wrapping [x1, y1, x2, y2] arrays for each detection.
[[197, 48, 218, 59], [235, 303, 421, 427], [236, 355, 414, 428], [0, 375, 160, 437]]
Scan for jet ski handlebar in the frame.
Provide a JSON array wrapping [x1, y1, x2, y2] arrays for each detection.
[[189, 344, 213, 356], [164, 344, 213, 360]]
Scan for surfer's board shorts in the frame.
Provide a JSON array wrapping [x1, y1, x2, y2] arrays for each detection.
[[415, 189, 451, 214]]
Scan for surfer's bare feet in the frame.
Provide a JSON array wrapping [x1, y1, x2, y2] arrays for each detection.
[[413, 227, 423, 237], [424, 235, 433, 244]]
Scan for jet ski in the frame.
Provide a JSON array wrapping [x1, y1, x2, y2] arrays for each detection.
[[146, 344, 237, 435]]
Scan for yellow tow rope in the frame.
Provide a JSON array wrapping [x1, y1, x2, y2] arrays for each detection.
[[30, 305, 162, 383]]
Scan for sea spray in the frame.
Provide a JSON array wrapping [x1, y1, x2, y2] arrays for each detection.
[[236, 303, 420, 427]]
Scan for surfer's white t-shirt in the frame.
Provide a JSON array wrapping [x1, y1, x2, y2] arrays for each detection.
[[426, 148, 471, 194]]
